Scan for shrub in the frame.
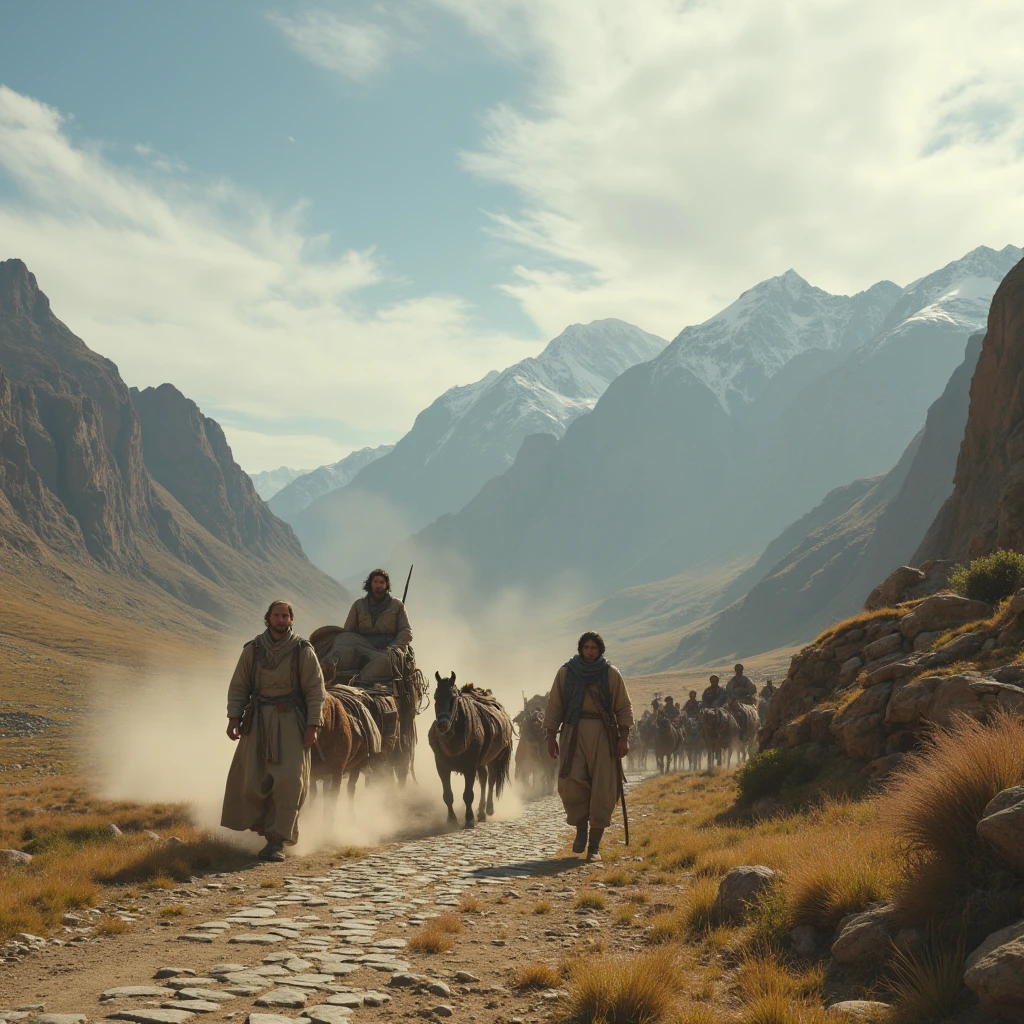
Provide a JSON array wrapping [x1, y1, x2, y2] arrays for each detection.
[[887, 929, 967, 1024], [510, 961, 561, 990], [555, 949, 681, 1024], [575, 891, 607, 911], [948, 549, 1024, 605], [533, 901, 553, 915], [735, 750, 817, 804], [407, 920, 454, 953], [458, 893, 481, 913]]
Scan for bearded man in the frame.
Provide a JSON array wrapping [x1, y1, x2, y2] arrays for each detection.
[[544, 631, 633, 862], [726, 663, 758, 705], [221, 600, 325, 861], [326, 569, 412, 685]]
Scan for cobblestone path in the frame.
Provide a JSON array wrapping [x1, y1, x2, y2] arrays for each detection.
[[1, 787, 641, 1024]]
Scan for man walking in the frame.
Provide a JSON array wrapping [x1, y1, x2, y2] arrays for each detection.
[[326, 569, 413, 685], [544, 631, 633, 863], [221, 600, 325, 861]]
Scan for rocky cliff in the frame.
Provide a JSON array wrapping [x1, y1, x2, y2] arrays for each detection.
[[0, 258, 345, 627], [916, 253, 1024, 562]]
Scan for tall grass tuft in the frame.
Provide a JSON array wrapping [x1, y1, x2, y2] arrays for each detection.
[[555, 949, 681, 1024], [510, 961, 562, 990], [887, 928, 967, 1024], [879, 711, 1024, 925], [407, 920, 454, 953]]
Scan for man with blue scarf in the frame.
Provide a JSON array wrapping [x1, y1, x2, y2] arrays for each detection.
[[543, 631, 634, 861]]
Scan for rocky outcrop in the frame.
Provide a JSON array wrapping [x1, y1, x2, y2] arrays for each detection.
[[713, 865, 776, 922], [917, 252, 1024, 561], [760, 587, 1014, 765]]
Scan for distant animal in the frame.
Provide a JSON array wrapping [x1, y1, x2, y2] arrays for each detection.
[[701, 705, 737, 769], [514, 709, 557, 797], [758, 695, 770, 728], [637, 715, 658, 769], [678, 713, 705, 771], [627, 725, 645, 772], [731, 702, 761, 763], [653, 714, 681, 773], [428, 672, 513, 826]]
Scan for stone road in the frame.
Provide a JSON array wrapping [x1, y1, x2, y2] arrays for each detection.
[[0, 789, 616, 1024]]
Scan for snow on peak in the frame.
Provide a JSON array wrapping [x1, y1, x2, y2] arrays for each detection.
[[658, 271, 899, 411]]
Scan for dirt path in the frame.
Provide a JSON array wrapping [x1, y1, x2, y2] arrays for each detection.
[[1, 781, 650, 1024]]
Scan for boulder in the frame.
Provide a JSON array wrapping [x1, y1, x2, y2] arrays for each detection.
[[862, 657, 922, 687], [912, 631, 942, 651], [977, 788, 1024, 874], [1010, 589, 1024, 618], [0, 850, 32, 865], [964, 919, 1024, 1017], [788, 925, 820, 957], [864, 566, 927, 611], [831, 906, 895, 966], [886, 674, 1024, 728], [825, 1001, 889, 1022], [932, 631, 987, 661], [899, 593, 992, 639], [861, 753, 906, 784], [861, 633, 905, 662], [837, 657, 862, 686], [713, 866, 776, 922], [830, 684, 892, 761], [804, 708, 836, 743]]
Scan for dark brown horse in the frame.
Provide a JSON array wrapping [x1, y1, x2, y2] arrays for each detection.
[[428, 672, 513, 826], [653, 713, 681, 773], [701, 705, 737, 768]]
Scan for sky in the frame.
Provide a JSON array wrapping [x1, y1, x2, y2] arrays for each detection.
[[1, 0, 1023, 472]]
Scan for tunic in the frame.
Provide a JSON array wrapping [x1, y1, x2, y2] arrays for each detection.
[[702, 684, 727, 708], [220, 630, 325, 844], [726, 673, 758, 704], [543, 664, 633, 829], [327, 596, 413, 683]]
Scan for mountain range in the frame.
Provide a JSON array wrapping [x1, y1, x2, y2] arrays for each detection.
[[285, 318, 666, 582], [392, 245, 1020, 639], [0, 258, 345, 631], [251, 466, 307, 500]]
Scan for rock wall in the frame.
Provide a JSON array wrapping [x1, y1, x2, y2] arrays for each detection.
[[917, 253, 1024, 561]]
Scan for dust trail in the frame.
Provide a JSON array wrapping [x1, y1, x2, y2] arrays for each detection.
[[88, 568, 591, 853]]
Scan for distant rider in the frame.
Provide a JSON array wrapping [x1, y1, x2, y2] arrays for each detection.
[[701, 674, 727, 709], [726, 663, 758, 705], [682, 690, 701, 715]]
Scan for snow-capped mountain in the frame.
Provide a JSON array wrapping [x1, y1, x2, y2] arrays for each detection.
[[662, 272, 901, 410], [249, 465, 307, 500], [268, 444, 396, 521], [287, 319, 666, 580]]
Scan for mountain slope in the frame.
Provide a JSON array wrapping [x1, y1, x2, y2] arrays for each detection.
[[291, 318, 666, 580], [251, 466, 306, 500], [916, 252, 1024, 561], [0, 258, 345, 629], [268, 443, 394, 521]]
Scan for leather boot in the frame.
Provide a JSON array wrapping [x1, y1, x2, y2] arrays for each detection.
[[258, 838, 286, 862], [571, 821, 589, 854], [586, 827, 605, 862]]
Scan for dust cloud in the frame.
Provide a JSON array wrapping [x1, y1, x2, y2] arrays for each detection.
[[88, 563, 589, 855]]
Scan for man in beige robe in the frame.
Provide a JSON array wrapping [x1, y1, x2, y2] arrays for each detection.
[[221, 599, 325, 861], [326, 568, 413, 685], [544, 631, 633, 862]]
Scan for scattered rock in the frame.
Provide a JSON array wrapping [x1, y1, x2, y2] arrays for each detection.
[[371, 938, 406, 949], [32, 1017, 87, 1024], [174, 991, 233, 1004], [165, 837, 185, 847], [177, 935, 214, 944], [431, 1007, 454, 1018], [713, 866, 776, 922], [301, 1008, 354, 1024], [163, 1003, 218, 1015], [324, 996, 362, 1009], [864, 566, 927, 611], [912, 631, 941, 652], [388, 974, 424, 988], [108, 823, 123, 838], [228, 934, 283, 945], [964, 919, 1024, 1018], [254, 989, 307, 1009], [247, 1016, 296, 1024], [426, 982, 451, 997], [861, 633, 904, 661], [0, 849, 32, 866], [788, 925, 819, 957], [831, 907, 895, 966], [825, 1001, 889, 1021], [361, 993, 390, 1008], [164, 980, 217, 991], [208, 965, 247, 977], [155, 969, 196, 980]]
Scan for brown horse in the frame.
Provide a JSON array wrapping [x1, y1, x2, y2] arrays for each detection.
[[653, 713, 681, 773], [428, 672, 513, 826], [731, 702, 761, 763], [310, 691, 362, 813]]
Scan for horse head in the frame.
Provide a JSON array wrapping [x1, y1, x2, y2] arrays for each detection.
[[433, 671, 459, 732]]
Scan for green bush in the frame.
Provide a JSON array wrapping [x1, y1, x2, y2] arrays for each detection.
[[735, 748, 817, 803], [948, 549, 1024, 605]]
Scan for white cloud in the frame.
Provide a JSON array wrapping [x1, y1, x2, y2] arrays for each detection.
[[269, 8, 398, 81], [435, 0, 1024, 339], [0, 86, 535, 472]]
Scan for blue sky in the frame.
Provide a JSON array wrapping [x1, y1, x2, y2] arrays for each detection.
[[1, 1, 1023, 470]]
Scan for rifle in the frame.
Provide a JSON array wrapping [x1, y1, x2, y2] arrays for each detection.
[[402, 564, 414, 604]]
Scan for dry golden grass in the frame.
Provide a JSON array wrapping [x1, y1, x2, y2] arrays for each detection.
[[94, 916, 128, 936], [734, 955, 830, 1024], [434, 911, 464, 934], [407, 920, 454, 953], [458, 893, 481, 913], [555, 949, 682, 1024], [575, 891, 607, 911], [880, 711, 1024, 924], [614, 905, 636, 926], [260, 878, 281, 888], [158, 904, 187, 917], [510, 961, 562, 990], [815, 607, 904, 644], [601, 869, 629, 886], [532, 901, 553, 915], [887, 930, 967, 1024]]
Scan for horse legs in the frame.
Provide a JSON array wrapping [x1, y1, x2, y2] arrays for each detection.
[[485, 764, 496, 817], [438, 763, 457, 823], [465, 771, 479, 826], [347, 769, 359, 802], [475, 766, 489, 821]]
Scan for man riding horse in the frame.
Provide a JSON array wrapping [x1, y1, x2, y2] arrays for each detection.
[[324, 568, 413, 685]]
